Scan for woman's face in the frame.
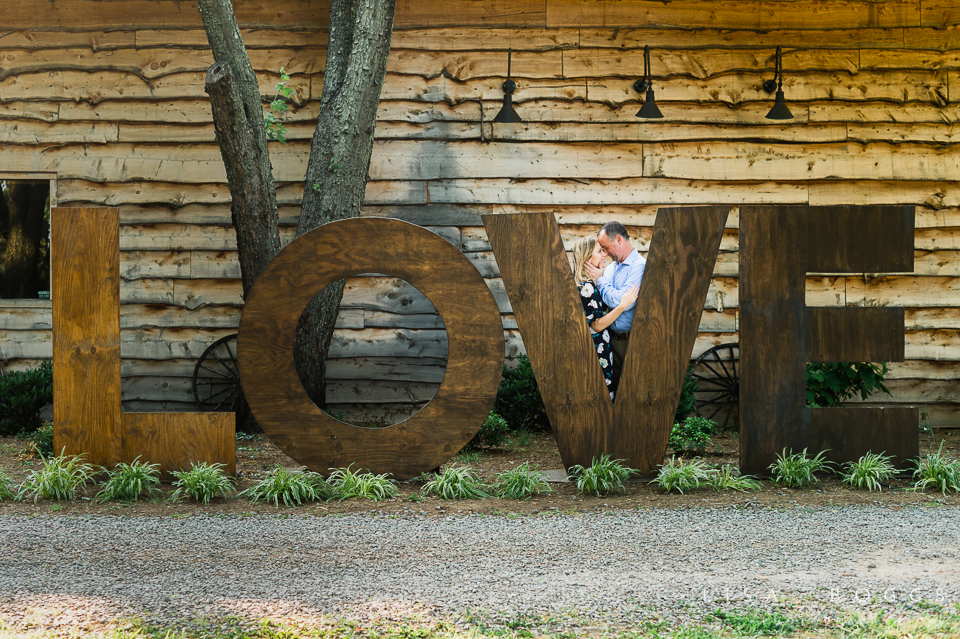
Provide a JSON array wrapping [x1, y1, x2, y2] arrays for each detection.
[[589, 242, 606, 268]]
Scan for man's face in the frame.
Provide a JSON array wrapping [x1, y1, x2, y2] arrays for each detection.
[[598, 231, 628, 264]]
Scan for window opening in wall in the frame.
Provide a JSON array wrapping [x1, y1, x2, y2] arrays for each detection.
[[0, 180, 51, 300]]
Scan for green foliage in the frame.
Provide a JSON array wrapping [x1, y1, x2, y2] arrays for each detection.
[[463, 412, 511, 451], [912, 442, 960, 495], [0, 472, 17, 501], [24, 421, 53, 456], [713, 609, 806, 636], [170, 462, 235, 504], [493, 354, 549, 431], [0, 360, 53, 436], [841, 451, 897, 492], [492, 462, 552, 499], [768, 448, 833, 488], [263, 67, 294, 143], [669, 415, 719, 455], [805, 361, 890, 407], [19, 450, 95, 502], [421, 464, 489, 500], [674, 365, 699, 424], [707, 464, 761, 492], [328, 465, 398, 501], [567, 454, 637, 496], [507, 428, 535, 451], [653, 456, 712, 494], [239, 466, 333, 506], [97, 457, 162, 502]]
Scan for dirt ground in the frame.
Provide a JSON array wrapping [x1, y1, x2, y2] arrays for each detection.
[[0, 427, 958, 517]]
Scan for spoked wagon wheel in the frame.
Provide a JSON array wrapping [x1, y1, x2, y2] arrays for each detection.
[[692, 342, 740, 431], [192, 333, 241, 411]]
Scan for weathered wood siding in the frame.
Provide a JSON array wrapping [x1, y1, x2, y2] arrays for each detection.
[[2, 0, 960, 426]]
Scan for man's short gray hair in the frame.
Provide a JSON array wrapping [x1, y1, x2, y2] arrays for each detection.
[[600, 221, 629, 241]]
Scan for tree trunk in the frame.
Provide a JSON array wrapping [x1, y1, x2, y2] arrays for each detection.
[[293, 0, 398, 407], [196, 0, 396, 415], [197, 0, 281, 433], [1, 183, 47, 299]]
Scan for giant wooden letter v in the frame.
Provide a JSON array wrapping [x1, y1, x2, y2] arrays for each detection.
[[484, 208, 728, 475]]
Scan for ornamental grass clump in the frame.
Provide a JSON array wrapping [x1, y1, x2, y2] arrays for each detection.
[[239, 466, 333, 506], [421, 464, 489, 500], [19, 451, 95, 502], [841, 451, 897, 492], [912, 442, 960, 495], [706, 464, 761, 493], [97, 457, 162, 502], [493, 462, 552, 500], [653, 456, 711, 494], [170, 462, 235, 504], [567, 454, 637, 496], [0, 473, 18, 501], [768, 448, 833, 489], [328, 465, 398, 501]]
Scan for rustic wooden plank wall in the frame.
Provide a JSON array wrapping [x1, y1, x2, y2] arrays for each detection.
[[1, 0, 959, 426]]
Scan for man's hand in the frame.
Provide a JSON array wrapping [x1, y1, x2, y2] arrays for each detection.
[[583, 262, 604, 281]]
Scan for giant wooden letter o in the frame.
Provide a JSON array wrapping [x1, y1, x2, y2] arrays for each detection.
[[237, 218, 504, 480]]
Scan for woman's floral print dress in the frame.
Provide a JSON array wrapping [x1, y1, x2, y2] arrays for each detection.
[[578, 280, 615, 399]]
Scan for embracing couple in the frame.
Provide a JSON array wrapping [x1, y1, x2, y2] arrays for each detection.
[[573, 222, 644, 400]]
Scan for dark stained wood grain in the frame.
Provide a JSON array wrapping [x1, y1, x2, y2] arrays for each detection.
[[740, 205, 918, 475], [52, 207, 122, 467], [121, 412, 235, 478], [484, 207, 728, 475], [809, 406, 919, 471], [237, 217, 503, 480]]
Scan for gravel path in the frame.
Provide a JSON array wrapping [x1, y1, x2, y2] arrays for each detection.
[[0, 506, 958, 633]]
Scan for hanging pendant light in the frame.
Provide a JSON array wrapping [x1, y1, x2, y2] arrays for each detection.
[[493, 48, 522, 124], [763, 46, 794, 120], [634, 45, 663, 119]]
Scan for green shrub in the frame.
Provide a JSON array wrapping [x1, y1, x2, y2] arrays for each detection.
[[669, 415, 719, 456], [23, 421, 53, 456], [0, 361, 53, 436], [170, 462, 235, 504], [805, 362, 890, 408], [239, 466, 333, 506], [494, 354, 549, 431], [328, 465, 398, 501], [768, 448, 833, 488], [19, 450, 95, 502], [841, 451, 897, 492], [912, 442, 960, 495], [653, 457, 711, 494], [97, 457, 162, 502], [567, 454, 637, 496], [493, 462, 552, 499], [463, 412, 511, 451], [421, 464, 489, 500], [674, 365, 699, 425], [707, 464, 761, 492]]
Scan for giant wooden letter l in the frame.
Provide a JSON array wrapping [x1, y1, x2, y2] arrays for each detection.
[[484, 208, 728, 475]]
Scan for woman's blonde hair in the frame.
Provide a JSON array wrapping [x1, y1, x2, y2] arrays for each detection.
[[573, 236, 597, 283]]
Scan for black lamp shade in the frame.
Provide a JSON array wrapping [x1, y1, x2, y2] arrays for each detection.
[[636, 89, 664, 119], [766, 89, 794, 120], [493, 93, 522, 123]]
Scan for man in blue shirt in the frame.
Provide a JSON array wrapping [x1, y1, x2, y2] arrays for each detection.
[[583, 221, 645, 391]]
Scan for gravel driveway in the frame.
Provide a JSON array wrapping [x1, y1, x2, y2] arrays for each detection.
[[0, 506, 958, 634]]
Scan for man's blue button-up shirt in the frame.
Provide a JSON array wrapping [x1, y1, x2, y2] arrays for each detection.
[[595, 247, 645, 333]]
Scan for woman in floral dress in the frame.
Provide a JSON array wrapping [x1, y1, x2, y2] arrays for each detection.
[[572, 237, 640, 399]]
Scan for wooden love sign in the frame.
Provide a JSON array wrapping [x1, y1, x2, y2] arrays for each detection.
[[50, 205, 918, 480]]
